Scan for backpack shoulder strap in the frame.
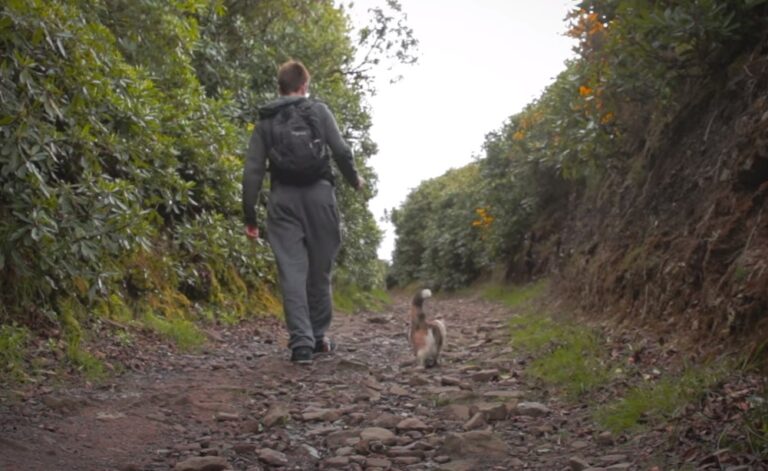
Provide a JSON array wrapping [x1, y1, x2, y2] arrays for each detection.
[[296, 98, 325, 142]]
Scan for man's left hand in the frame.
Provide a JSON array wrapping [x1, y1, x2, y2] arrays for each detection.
[[245, 225, 259, 239]]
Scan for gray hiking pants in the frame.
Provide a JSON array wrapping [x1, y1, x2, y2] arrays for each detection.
[[266, 180, 341, 350]]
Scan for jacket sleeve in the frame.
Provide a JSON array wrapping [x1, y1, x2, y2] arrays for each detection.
[[316, 102, 359, 187], [242, 125, 268, 226]]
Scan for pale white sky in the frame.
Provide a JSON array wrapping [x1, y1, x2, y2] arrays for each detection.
[[349, 1, 577, 260]]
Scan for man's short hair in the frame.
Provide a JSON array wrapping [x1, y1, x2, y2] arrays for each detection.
[[278, 60, 310, 95]]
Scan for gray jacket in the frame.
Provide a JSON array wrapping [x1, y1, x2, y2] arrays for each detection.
[[242, 96, 359, 226]]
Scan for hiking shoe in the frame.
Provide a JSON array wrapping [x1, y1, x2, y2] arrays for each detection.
[[314, 337, 336, 354], [290, 346, 313, 364]]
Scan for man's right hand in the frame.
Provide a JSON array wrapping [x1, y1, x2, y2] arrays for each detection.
[[245, 225, 259, 239], [355, 176, 366, 192]]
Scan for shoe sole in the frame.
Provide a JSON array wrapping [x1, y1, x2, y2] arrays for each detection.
[[291, 358, 313, 365]]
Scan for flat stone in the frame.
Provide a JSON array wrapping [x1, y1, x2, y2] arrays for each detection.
[[533, 424, 555, 435], [365, 457, 391, 468], [214, 412, 240, 421], [96, 411, 126, 420], [427, 386, 461, 395], [571, 440, 589, 450], [174, 456, 229, 471], [354, 438, 371, 455], [396, 417, 430, 431], [358, 387, 381, 402], [504, 400, 520, 414], [338, 359, 369, 372], [335, 446, 354, 456], [389, 385, 410, 396], [469, 402, 507, 421], [323, 456, 350, 468], [257, 448, 287, 466], [372, 413, 401, 429], [385, 446, 425, 458], [326, 429, 360, 448], [232, 443, 257, 454], [347, 412, 366, 425], [364, 376, 384, 391], [437, 460, 478, 471], [596, 431, 615, 446], [439, 376, 471, 389], [440, 376, 463, 386], [241, 420, 262, 433], [513, 401, 550, 417], [173, 443, 202, 452], [598, 455, 628, 465], [307, 425, 339, 437], [445, 404, 471, 421], [470, 369, 500, 382], [482, 390, 524, 400], [408, 375, 431, 386], [438, 390, 477, 404], [302, 408, 341, 422], [301, 443, 321, 459], [262, 403, 289, 428], [463, 412, 486, 430], [393, 456, 422, 465], [360, 427, 397, 445], [438, 431, 508, 458], [569, 456, 591, 471]]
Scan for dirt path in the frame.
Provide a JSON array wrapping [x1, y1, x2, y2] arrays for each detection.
[[0, 295, 761, 471]]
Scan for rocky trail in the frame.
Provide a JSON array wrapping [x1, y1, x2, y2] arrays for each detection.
[[0, 294, 764, 471]]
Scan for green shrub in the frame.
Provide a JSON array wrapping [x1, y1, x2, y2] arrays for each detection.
[[142, 312, 206, 352], [0, 0, 416, 351], [507, 307, 612, 397], [596, 364, 730, 433], [333, 279, 392, 314], [482, 280, 549, 309], [390, 0, 767, 291], [0, 324, 30, 381]]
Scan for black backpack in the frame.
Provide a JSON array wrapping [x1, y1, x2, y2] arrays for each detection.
[[266, 99, 329, 185]]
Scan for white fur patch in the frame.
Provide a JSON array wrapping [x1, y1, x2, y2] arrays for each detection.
[[432, 319, 447, 344], [421, 289, 432, 299], [417, 329, 437, 366], [416, 321, 447, 368]]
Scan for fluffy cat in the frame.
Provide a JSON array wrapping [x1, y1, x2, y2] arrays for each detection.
[[408, 289, 446, 368]]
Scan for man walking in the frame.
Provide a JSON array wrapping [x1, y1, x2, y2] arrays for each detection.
[[242, 60, 363, 364]]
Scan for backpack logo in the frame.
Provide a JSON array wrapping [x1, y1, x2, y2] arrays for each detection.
[[268, 101, 328, 185]]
